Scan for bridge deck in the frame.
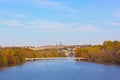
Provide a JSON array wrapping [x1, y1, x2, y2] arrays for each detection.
[[26, 57, 87, 61]]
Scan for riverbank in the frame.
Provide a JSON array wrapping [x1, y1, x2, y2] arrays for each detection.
[[0, 47, 66, 66], [75, 40, 120, 65]]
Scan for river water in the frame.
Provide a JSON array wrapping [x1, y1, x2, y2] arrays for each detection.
[[0, 59, 120, 80]]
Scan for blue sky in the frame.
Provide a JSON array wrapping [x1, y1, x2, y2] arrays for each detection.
[[0, 0, 120, 46]]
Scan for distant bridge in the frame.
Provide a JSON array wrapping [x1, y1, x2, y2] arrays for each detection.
[[25, 57, 87, 61]]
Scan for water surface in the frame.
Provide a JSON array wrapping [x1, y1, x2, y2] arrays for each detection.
[[0, 59, 120, 80]]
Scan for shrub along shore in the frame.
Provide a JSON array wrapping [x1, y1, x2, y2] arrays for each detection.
[[0, 47, 66, 66], [75, 40, 120, 64]]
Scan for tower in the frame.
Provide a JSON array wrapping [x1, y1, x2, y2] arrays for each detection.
[[60, 41, 62, 46]]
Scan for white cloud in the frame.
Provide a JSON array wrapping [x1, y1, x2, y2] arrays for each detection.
[[0, 19, 69, 32], [31, 0, 76, 13], [0, 0, 77, 13], [0, 10, 28, 18], [112, 9, 120, 18], [24, 20, 68, 29], [10, 14, 27, 18], [0, 19, 116, 32], [110, 22, 120, 26], [72, 24, 116, 32], [74, 25, 99, 32], [0, 20, 21, 26]]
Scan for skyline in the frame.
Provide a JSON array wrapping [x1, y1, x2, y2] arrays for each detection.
[[0, 0, 120, 46]]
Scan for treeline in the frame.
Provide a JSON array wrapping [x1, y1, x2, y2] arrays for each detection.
[[0, 47, 66, 66], [75, 40, 120, 64]]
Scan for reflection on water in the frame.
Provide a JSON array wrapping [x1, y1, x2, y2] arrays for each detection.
[[0, 59, 120, 80]]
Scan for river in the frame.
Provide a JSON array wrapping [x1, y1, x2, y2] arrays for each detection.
[[0, 58, 120, 80]]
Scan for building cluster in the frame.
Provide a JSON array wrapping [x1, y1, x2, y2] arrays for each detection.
[[1, 43, 91, 57], [26, 45, 78, 57]]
